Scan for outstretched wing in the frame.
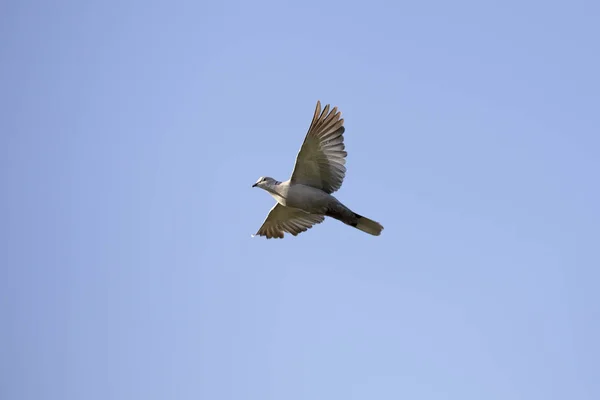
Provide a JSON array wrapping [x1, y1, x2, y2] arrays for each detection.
[[290, 101, 347, 194], [254, 203, 325, 239]]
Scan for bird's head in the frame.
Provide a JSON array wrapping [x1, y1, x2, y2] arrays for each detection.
[[252, 176, 276, 189]]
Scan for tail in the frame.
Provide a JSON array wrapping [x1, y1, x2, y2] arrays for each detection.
[[353, 213, 384, 236], [326, 204, 384, 236]]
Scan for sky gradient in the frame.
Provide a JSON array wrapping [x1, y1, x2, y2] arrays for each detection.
[[2, 1, 599, 399]]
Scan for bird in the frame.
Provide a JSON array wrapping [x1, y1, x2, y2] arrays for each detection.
[[252, 100, 384, 239]]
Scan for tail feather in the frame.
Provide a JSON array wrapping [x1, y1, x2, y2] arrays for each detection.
[[325, 204, 384, 236], [354, 213, 384, 236]]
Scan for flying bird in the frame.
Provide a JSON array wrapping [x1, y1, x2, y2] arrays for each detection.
[[252, 101, 384, 239]]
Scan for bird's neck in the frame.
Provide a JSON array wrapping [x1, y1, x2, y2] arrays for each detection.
[[264, 180, 286, 198], [265, 180, 281, 193]]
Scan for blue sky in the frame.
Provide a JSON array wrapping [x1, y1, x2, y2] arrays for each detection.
[[2, 0, 599, 399]]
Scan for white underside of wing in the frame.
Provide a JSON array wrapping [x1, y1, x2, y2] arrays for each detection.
[[291, 101, 348, 194], [254, 203, 325, 239]]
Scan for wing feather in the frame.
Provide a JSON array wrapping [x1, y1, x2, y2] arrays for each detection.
[[290, 101, 347, 194], [254, 203, 325, 239]]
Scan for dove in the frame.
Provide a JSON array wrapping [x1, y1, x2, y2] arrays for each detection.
[[252, 101, 383, 239]]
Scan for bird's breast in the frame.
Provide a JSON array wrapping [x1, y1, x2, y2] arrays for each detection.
[[285, 184, 333, 213], [268, 191, 288, 206]]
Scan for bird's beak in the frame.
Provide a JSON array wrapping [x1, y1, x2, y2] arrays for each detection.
[[252, 183, 257, 188]]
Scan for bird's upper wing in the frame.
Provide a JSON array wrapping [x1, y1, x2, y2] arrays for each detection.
[[254, 203, 325, 239], [290, 101, 347, 194]]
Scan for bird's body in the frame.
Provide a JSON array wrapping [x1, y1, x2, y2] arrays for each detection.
[[262, 179, 332, 213], [252, 101, 384, 239]]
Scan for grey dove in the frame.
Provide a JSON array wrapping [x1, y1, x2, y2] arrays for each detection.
[[252, 101, 384, 239]]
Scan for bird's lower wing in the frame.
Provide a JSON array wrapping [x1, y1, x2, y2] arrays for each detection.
[[254, 203, 325, 239]]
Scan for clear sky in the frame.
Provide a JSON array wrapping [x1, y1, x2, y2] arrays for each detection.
[[2, 1, 599, 399]]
